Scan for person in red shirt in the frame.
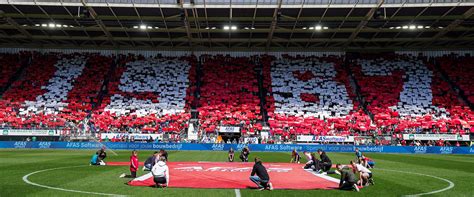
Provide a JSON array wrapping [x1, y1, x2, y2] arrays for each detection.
[[130, 150, 139, 178], [437, 139, 444, 146]]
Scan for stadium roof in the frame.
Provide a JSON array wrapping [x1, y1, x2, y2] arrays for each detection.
[[0, 0, 473, 51]]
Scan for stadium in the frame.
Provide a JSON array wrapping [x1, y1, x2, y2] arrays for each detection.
[[0, 0, 473, 196]]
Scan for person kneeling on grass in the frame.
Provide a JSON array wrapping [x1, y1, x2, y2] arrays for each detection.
[[228, 148, 235, 162], [152, 156, 169, 188], [304, 153, 320, 171], [362, 155, 375, 169], [90, 152, 106, 166], [143, 151, 160, 171], [290, 149, 301, 164], [97, 147, 107, 162], [303, 151, 313, 167], [90, 152, 100, 165], [317, 149, 332, 173], [160, 149, 168, 162], [249, 157, 273, 191], [350, 161, 374, 186], [240, 146, 250, 162], [336, 164, 359, 192]]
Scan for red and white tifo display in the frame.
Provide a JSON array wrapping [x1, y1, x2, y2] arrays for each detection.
[[0, 52, 473, 134], [110, 162, 339, 190]]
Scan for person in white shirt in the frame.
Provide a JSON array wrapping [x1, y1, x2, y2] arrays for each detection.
[[151, 156, 169, 188], [350, 161, 374, 186]]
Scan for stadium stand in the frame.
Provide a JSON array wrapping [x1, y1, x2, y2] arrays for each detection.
[[0, 52, 473, 140], [198, 55, 263, 134], [0, 53, 24, 92], [264, 55, 372, 138], [91, 55, 196, 133], [437, 55, 474, 106], [351, 54, 473, 134], [0, 53, 116, 130]]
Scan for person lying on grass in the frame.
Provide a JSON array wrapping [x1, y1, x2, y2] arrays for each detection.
[[249, 157, 273, 191]]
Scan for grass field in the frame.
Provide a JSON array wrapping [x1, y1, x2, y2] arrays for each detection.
[[0, 149, 473, 197]]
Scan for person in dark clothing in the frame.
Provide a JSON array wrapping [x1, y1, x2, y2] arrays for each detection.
[[97, 147, 107, 162], [290, 149, 301, 163], [317, 149, 332, 172], [304, 153, 321, 171], [228, 148, 235, 162], [249, 157, 273, 191], [240, 147, 250, 162], [336, 164, 359, 192], [160, 149, 168, 161], [143, 151, 160, 171]]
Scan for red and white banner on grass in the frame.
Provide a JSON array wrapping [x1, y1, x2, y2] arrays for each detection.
[[121, 162, 338, 190]]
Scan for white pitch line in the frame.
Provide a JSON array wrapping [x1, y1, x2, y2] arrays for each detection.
[[22, 165, 126, 196], [234, 189, 241, 197], [378, 168, 455, 197], [304, 169, 339, 183]]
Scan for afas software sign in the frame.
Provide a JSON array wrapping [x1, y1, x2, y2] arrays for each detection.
[[1, 129, 60, 136], [100, 133, 163, 141], [296, 135, 354, 143], [403, 134, 470, 141]]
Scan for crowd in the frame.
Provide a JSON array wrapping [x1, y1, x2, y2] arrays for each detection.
[[0, 52, 473, 145]]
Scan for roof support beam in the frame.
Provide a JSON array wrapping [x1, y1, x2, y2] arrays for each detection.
[[344, 0, 384, 48], [3, 13, 469, 22], [179, 0, 194, 48], [305, 0, 331, 48], [3, 34, 473, 43], [265, 0, 283, 50], [425, 7, 474, 46], [1, 1, 473, 8], [1, 24, 473, 34], [285, 0, 305, 48], [247, 0, 259, 48], [81, 0, 117, 47], [4, 17, 32, 39]]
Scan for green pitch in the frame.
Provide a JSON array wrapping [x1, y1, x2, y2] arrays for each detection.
[[0, 149, 473, 196]]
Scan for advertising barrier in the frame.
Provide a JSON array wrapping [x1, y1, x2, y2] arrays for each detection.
[[402, 134, 470, 141], [1, 129, 61, 136], [219, 126, 241, 133], [0, 141, 473, 154], [100, 133, 163, 141], [296, 135, 354, 142]]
